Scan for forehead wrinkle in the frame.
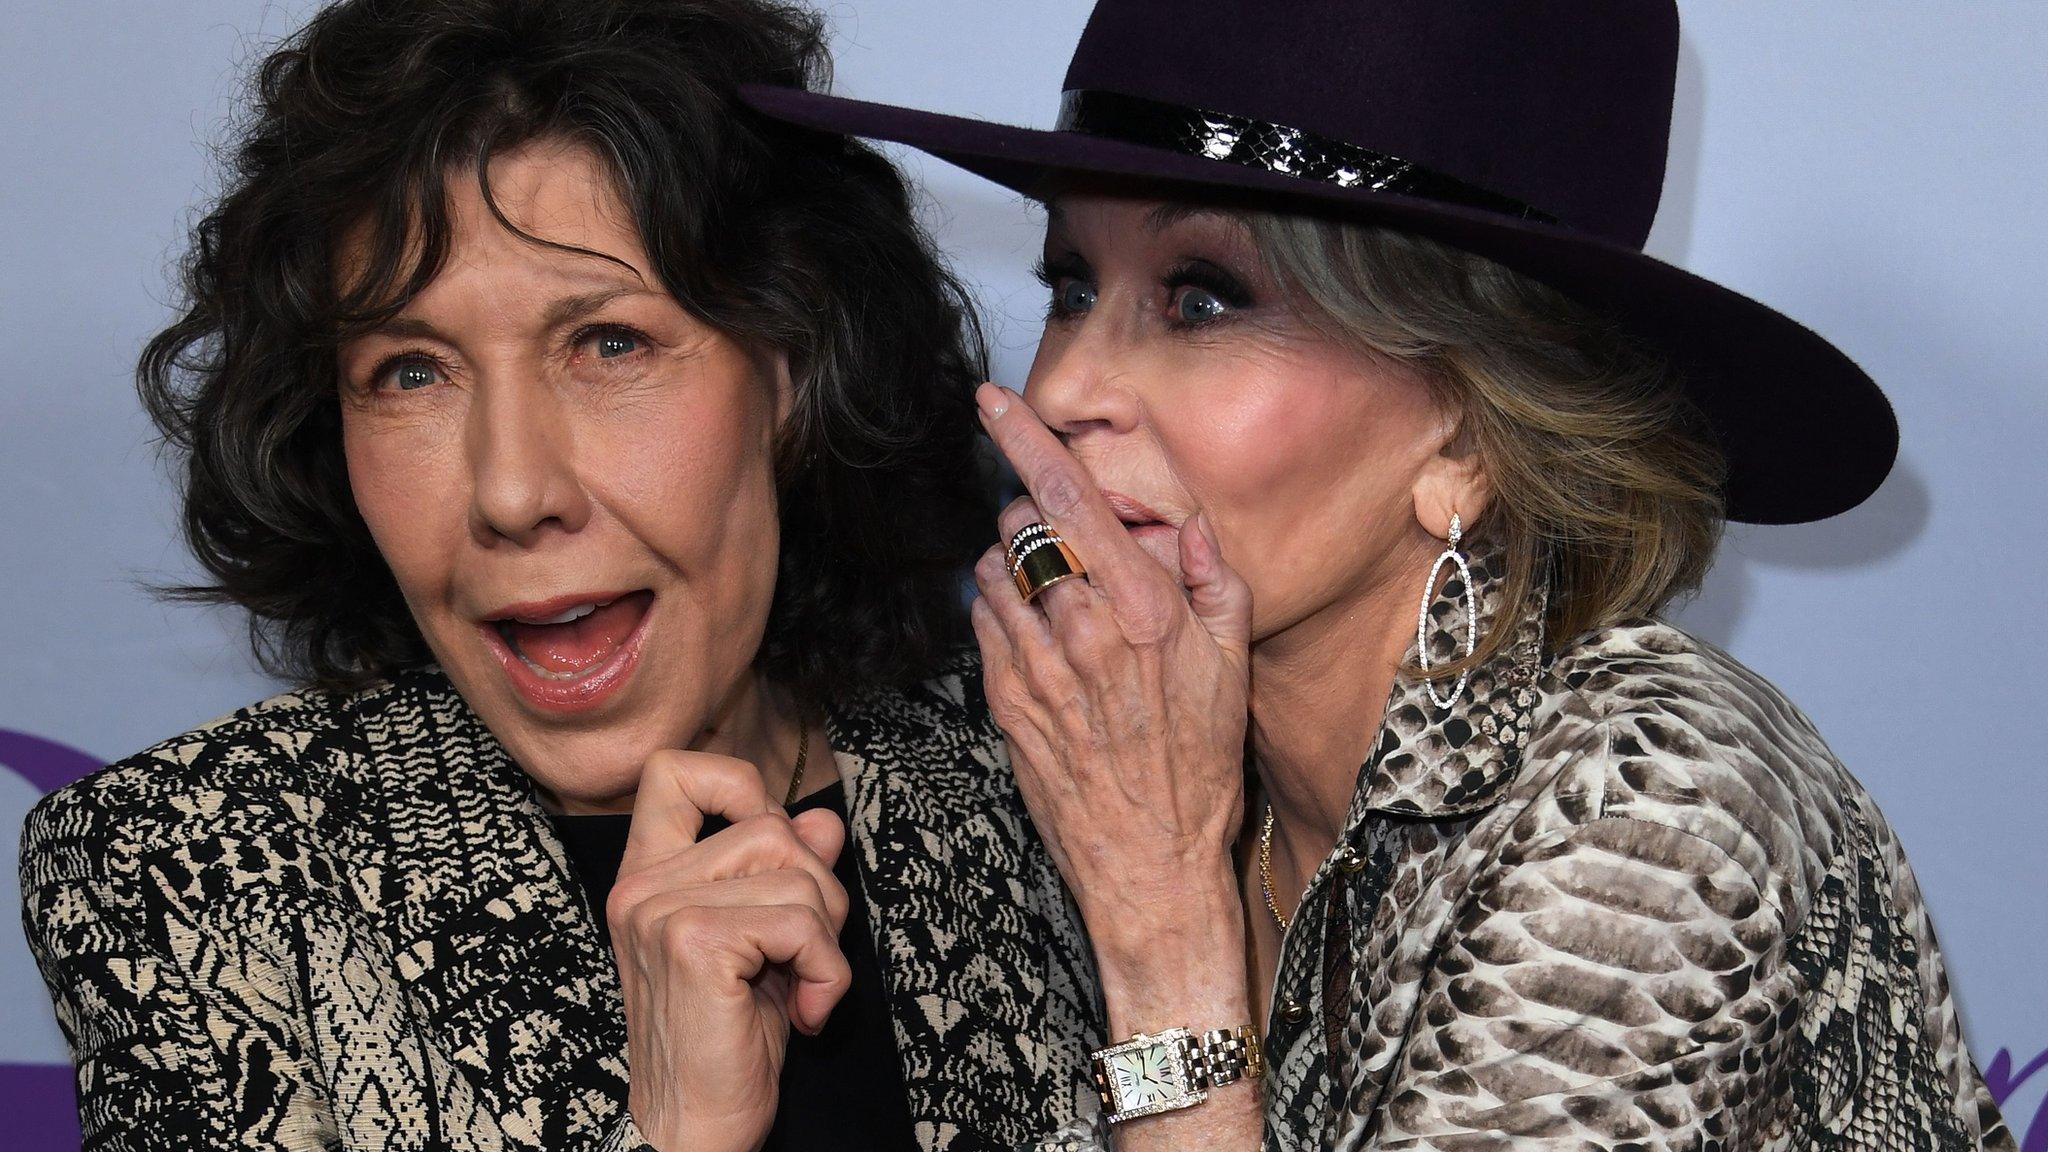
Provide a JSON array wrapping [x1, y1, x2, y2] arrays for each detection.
[[537, 284, 658, 332]]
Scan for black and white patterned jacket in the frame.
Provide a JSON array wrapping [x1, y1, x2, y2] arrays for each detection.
[[19, 657, 1106, 1151], [1038, 553, 2013, 1151]]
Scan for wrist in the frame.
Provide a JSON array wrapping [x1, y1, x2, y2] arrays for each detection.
[[1076, 856, 1241, 964], [1082, 869, 1251, 1039]]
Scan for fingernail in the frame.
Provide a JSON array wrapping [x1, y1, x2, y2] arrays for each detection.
[[1195, 512, 1222, 571], [976, 383, 1008, 420]]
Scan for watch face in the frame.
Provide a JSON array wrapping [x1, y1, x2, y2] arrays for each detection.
[[1107, 1043, 1184, 1110]]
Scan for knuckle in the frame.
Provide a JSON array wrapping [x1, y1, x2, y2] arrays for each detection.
[[1058, 607, 1118, 662], [1034, 471, 1085, 520], [973, 547, 1009, 589], [772, 868, 823, 906], [605, 877, 650, 923], [740, 811, 802, 857], [661, 906, 713, 954], [1116, 588, 1178, 645]]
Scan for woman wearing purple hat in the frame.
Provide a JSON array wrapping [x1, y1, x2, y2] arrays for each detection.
[[747, 1, 2014, 1148]]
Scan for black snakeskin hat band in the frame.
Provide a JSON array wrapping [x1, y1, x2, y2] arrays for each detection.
[[1054, 90, 1558, 226]]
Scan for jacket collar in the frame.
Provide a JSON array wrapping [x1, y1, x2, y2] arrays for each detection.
[[1353, 544, 1548, 820]]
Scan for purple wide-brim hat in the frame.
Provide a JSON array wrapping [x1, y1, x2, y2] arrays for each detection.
[[743, 0, 1898, 526]]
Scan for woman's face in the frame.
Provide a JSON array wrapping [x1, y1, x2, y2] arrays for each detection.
[[337, 139, 790, 811], [1024, 191, 1484, 648]]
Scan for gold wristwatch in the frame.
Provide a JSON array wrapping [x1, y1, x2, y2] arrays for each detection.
[[1088, 1024, 1262, 1124]]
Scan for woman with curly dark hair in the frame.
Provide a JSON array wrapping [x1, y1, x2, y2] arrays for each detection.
[[18, 2, 1104, 1150]]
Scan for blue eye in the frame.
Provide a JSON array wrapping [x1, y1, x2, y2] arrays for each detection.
[[383, 358, 440, 391], [1056, 279, 1097, 316], [1172, 286, 1228, 325]]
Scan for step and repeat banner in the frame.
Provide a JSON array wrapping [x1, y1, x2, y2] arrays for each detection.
[[3, 2, 2043, 1147]]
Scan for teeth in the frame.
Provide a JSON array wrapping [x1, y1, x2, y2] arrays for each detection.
[[519, 602, 598, 626]]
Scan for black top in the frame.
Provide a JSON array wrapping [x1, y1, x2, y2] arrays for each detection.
[[549, 782, 916, 1150]]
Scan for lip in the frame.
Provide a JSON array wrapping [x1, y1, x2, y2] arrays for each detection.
[[484, 588, 644, 625], [1100, 490, 1174, 528], [478, 589, 653, 714]]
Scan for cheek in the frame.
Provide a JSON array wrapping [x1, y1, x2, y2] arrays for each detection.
[[1154, 345, 1434, 614], [589, 363, 784, 597], [1155, 347, 1364, 517], [340, 406, 468, 603]]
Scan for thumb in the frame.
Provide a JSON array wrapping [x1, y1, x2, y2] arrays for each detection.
[[1179, 512, 1252, 665]]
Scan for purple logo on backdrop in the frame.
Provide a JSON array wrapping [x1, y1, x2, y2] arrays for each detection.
[[2, 728, 100, 1151], [1990, 1046, 2048, 1152], [0, 729, 100, 793]]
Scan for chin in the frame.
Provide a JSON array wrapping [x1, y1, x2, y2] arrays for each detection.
[[504, 721, 664, 812]]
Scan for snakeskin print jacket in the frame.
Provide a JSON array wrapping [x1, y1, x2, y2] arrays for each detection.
[[22, 556, 2016, 1152], [19, 657, 1106, 1151], [1037, 553, 2013, 1152]]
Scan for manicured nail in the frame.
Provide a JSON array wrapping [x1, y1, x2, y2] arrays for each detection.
[[976, 382, 1009, 420]]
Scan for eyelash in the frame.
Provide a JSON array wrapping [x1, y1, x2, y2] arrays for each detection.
[[365, 349, 449, 395], [1033, 256, 1254, 329], [566, 323, 651, 365], [361, 323, 651, 394]]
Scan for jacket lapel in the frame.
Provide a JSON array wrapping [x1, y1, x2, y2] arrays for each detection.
[[352, 660, 1098, 1152], [354, 669, 632, 1151], [833, 658, 1104, 1152]]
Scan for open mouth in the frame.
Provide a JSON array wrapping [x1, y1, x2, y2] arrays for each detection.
[[493, 590, 654, 678], [481, 589, 655, 712]]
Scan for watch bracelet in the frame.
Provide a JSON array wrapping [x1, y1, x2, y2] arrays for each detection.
[[1193, 1025, 1262, 1088]]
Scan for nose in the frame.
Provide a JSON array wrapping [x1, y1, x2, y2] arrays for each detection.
[[1024, 312, 1142, 443], [464, 377, 592, 546]]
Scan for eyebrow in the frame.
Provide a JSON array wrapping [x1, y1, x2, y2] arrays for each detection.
[[1143, 202, 1232, 233], [1042, 198, 1233, 235]]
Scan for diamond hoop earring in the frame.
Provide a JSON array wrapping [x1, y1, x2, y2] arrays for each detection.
[[1416, 513, 1477, 711]]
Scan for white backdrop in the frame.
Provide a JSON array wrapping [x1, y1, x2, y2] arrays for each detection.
[[4, 2, 2044, 1146]]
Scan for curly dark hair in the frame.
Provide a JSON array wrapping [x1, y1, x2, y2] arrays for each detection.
[[139, 0, 995, 702]]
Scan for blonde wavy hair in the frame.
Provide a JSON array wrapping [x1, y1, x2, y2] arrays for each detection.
[[1245, 210, 1728, 675]]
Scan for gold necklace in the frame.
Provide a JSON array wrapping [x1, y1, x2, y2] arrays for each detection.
[[1258, 803, 1290, 934], [783, 715, 812, 806]]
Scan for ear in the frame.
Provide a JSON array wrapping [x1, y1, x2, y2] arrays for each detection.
[[763, 346, 797, 427], [1411, 414, 1492, 542]]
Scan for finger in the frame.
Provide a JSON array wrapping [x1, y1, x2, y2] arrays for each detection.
[[996, 494, 1103, 619], [977, 384, 1150, 598], [644, 902, 851, 1035], [1179, 510, 1254, 666], [974, 545, 1054, 647], [995, 494, 1043, 548], [970, 593, 1058, 768], [969, 592, 1015, 675], [634, 867, 847, 936], [620, 750, 775, 878], [617, 811, 846, 928], [788, 807, 845, 869], [732, 905, 854, 1035], [972, 546, 1088, 743]]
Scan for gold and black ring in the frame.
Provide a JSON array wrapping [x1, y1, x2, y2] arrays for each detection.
[[1005, 521, 1088, 603]]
